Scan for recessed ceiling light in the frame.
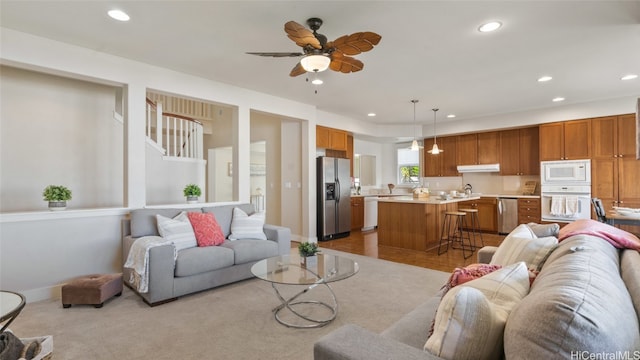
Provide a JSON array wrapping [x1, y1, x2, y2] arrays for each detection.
[[538, 76, 553, 82], [552, 97, 565, 102], [108, 9, 130, 22], [621, 74, 638, 81], [311, 78, 323, 85], [367, 113, 376, 117], [478, 21, 502, 33], [446, 114, 456, 118]]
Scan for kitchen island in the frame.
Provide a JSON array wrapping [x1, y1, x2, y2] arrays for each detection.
[[376, 196, 481, 251]]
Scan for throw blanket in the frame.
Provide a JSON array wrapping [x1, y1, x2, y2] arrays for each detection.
[[558, 219, 640, 251], [124, 236, 176, 293]]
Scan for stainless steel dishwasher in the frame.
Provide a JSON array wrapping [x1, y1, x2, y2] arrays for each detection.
[[498, 197, 519, 234]]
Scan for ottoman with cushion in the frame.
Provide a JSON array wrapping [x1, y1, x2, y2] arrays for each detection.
[[61, 273, 123, 308]]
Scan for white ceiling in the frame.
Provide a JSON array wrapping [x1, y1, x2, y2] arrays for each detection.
[[2, 1, 639, 128]]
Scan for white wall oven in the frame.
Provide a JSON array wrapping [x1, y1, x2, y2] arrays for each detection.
[[540, 160, 591, 223]]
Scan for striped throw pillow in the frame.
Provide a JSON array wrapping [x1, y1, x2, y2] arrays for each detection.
[[228, 207, 266, 240], [425, 262, 530, 359], [156, 212, 197, 251]]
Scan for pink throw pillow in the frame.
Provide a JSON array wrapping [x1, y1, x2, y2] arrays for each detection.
[[442, 263, 503, 294], [187, 212, 225, 247]]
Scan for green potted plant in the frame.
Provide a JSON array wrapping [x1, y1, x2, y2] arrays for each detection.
[[42, 185, 72, 211], [298, 241, 320, 267], [183, 184, 202, 203]]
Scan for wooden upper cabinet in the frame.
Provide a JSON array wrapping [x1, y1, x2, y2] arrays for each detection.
[[456, 132, 499, 166], [539, 120, 591, 160], [456, 134, 477, 165], [347, 134, 354, 177], [423, 136, 459, 177], [618, 114, 637, 157], [500, 127, 539, 175], [591, 116, 617, 158], [477, 131, 500, 165], [316, 125, 347, 151]]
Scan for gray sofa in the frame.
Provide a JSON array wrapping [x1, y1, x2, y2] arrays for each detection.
[[314, 230, 640, 359], [121, 203, 291, 306]]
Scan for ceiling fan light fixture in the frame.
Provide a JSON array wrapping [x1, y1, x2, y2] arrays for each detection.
[[300, 54, 330, 72]]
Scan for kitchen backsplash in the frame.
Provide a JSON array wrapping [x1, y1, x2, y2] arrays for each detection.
[[419, 173, 540, 195]]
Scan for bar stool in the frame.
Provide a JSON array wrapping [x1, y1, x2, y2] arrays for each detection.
[[438, 211, 474, 259], [458, 208, 484, 249]]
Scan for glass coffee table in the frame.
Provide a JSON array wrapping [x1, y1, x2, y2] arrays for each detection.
[[251, 253, 359, 328], [1, 290, 26, 332]]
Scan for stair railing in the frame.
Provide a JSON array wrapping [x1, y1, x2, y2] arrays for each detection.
[[146, 98, 203, 159]]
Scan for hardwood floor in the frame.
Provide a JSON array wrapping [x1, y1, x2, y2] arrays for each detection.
[[308, 229, 505, 273]]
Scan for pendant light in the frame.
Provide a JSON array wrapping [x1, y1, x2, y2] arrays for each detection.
[[410, 100, 421, 151], [428, 108, 443, 154]]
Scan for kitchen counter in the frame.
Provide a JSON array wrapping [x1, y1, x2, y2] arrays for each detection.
[[377, 197, 477, 251], [377, 195, 481, 205], [478, 194, 540, 199]]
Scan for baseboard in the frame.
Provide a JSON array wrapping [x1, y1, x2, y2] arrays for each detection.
[[22, 284, 62, 303]]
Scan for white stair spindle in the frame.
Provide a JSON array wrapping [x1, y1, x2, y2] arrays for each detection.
[[156, 101, 163, 150]]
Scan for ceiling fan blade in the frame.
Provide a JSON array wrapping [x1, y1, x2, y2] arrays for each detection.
[[246, 52, 304, 57], [285, 21, 321, 49], [330, 32, 382, 56], [329, 53, 364, 74], [289, 62, 306, 77]]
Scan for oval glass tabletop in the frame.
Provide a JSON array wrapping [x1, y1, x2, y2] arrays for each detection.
[[251, 253, 359, 285]]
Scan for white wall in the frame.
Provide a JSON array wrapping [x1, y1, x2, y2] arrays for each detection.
[[145, 143, 206, 205], [0, 66, 124, 211], [281, 120, 303, 239]]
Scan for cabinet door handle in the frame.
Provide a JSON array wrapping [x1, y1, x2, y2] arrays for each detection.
[[614, 155, 618, 158], [619, 154, 623, 158]]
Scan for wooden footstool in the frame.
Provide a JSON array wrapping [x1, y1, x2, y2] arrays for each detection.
[[62, 273, 123, 308]]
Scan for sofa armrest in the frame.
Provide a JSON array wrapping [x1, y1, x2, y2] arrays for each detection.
[[477, 246, 498, 264], [314, 324, 442, 360], [263, 224, 291, 255]]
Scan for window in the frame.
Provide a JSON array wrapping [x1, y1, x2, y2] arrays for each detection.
[[397, 148, 420, 184]]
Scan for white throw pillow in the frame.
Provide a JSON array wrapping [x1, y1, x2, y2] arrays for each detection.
[[228, 207, 267, 240], [424, 262, 530, 360], [156, 212, 197, 251], [491, 224, 558, 271]]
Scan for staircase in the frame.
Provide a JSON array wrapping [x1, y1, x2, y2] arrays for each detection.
[[146, 98, 203, 160]]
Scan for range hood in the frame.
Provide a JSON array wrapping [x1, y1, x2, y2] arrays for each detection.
[[457, 163, 500, 173]]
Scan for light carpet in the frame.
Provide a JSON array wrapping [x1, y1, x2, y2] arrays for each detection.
[[9, 249, 450, 360]]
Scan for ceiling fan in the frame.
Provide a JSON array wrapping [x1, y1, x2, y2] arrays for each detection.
[[247, 18, 381, 77]]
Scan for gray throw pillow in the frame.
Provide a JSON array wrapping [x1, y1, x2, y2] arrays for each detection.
[[526, 223, 560, 238]]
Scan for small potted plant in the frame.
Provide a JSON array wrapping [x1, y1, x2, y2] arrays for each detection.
[[43, 185, 72, 211], [298, 241, 320, 267], [183, 184, 202, 203]]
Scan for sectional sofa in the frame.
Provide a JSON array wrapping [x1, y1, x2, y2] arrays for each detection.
[[314, 220, 640, 359]]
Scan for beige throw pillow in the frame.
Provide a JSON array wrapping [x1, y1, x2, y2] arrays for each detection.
[[424, 262, 530, 360], [491, 223, 558, 271]]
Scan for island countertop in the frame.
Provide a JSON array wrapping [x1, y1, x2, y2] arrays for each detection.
[[377, 195, 481, 205]]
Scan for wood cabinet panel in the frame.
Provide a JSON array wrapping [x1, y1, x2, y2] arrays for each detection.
[[477, 131, 500, 165], [591, 116, 617, 158], [316, 125, 347, 151], [539, 120, 590, 160], [423, 136, 459, 177], [350, 197, 364, 230], [618, 114, 637, 157], [500, 127, 539, 175], [619, 157, 640, 200], [456, 134, 477, 165], [458, 198, 498, 233], [518, 198, 541, 224]]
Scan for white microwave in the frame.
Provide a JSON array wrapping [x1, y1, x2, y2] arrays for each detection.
[[540, 159, 591, 185]]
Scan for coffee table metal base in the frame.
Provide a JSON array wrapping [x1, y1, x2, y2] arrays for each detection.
[[270, 279, 337, 329]]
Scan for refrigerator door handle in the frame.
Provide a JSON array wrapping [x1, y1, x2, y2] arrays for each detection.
[[335, 178, 341, 202], [498, 199, 503, 215]]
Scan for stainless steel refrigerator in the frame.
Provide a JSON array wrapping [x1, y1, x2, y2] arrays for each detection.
[[317, 156, 351, 241]]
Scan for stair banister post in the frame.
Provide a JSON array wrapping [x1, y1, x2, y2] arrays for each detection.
[[155, 101, 163, 150]]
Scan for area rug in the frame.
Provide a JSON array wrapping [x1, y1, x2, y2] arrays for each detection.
[[8, 249, 450, 360]]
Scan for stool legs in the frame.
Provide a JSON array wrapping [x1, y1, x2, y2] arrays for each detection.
[[438, 212, 475, 259]]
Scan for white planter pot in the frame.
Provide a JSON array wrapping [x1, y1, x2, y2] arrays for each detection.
[[48, 201, 67, 211], [186, 196, 198, 204]]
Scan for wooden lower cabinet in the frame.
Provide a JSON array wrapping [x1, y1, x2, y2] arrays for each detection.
[[377, 201, 458, 251], [518, 198, 541, 224], [350, 197, 364, 230], [458, 197, 498, 233]]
